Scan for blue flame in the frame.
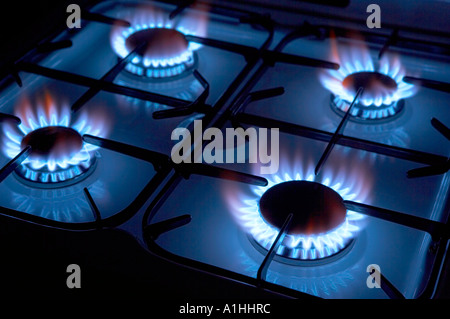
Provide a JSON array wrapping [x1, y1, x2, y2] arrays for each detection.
[[319, 41, 417, 109], [2, 94, 109, 183], [110, 7, 206, 78], [227, 162, 370, 260], [331, 95, 404, 121]]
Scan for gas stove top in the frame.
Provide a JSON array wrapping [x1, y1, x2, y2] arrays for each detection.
[[0, 0, 449, 300]]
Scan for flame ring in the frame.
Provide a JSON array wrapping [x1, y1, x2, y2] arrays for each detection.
[[232, 172, 366, 261], [2, 94, 109, 186], [111, 23, 201, 79], [330, 94, 406, 123]]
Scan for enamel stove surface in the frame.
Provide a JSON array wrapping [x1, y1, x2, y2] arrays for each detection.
[[0, 0, 449, 299]]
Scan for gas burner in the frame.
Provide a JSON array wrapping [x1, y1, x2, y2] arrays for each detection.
[[16, 126, 97, 187], [2, 92, 110, 187], [110, 7, 206, 79], [319, 39, 417, 122], [227, 162, 370, 263], [254, 181, 358, 263], [119, 27, 195, 78]]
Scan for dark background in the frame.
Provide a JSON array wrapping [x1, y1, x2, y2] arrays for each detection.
[[0, 1, 83, 70]]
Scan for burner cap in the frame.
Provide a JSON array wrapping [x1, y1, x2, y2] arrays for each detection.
[[259, 181, 347, 235], [342, 71, 397, 104], [125, 28, 189, 62], [21, 126, 83, 162]]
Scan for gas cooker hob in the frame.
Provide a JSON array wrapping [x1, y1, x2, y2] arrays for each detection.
[[0, 0, 449, 300]]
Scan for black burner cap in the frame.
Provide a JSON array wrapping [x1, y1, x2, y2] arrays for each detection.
[[125, 28, 188, 61], [259, 181, 347, 235], [343, 71, 397, 102], [21, 126, 83, 162]]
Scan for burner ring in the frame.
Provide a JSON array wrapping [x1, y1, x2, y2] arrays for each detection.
[[248, 233, 356, 266], [14, 154, 98, 188], [330, 94, 405, 123], [15, 126, 98, 187]]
